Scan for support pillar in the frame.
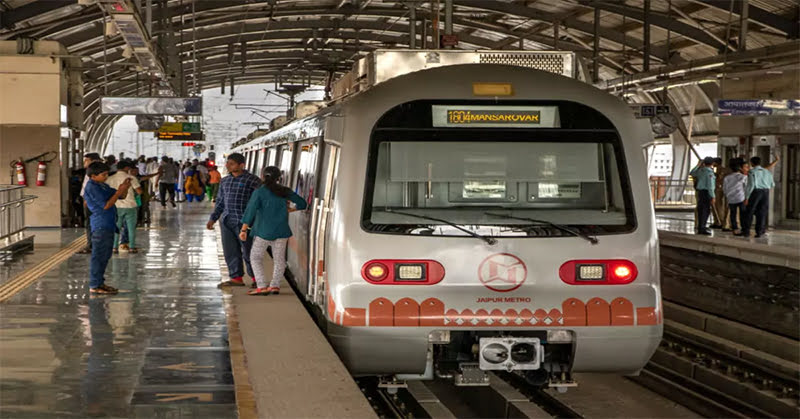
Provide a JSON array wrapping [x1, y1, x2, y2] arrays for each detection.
[[0, 41, 80, 227]]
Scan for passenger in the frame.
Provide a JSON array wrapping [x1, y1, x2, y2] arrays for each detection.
[[158, 156, 178, 208], [723, 160, 747, 235], [83, 161, 131, 294], [689, 157, 716, 235], [712, 157, 730, 230], [207, 165, 222, 202], [104, 155, 118, 174], [207, 153, 262, 288], [78, 153, 103, 254], [184, 165, 205, 202], [106, 160, 142, 254], [741, 155, 779, 238], [240, 166, 308, 296]]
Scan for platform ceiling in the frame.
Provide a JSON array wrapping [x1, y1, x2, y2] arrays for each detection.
[[1, 0, 798, 151]]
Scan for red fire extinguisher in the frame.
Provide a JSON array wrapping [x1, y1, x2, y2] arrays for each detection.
[[13, 159, 26, 186], [36, 161, 47, 186]]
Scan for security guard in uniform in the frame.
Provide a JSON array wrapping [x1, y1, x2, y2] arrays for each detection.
[[740, 155, 778, 238], [690, 157, 716, 235]]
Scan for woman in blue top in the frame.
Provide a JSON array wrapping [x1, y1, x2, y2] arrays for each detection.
[[239, 166, 308, 295]]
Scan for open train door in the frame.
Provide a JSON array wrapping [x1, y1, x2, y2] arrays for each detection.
[[308, 142, 340, 305]]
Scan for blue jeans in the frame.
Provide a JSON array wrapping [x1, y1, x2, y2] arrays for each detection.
[[220, 216, 254, 279], [90, 229, 115, 288]]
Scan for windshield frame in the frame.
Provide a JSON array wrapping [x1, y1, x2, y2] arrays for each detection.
[[360, 99, 638, 238]]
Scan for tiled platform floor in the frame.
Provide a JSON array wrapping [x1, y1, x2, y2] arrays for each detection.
[[0, 203, 237, 418]]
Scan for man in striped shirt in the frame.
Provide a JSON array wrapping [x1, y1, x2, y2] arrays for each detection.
[[207, 153, 262, 287]]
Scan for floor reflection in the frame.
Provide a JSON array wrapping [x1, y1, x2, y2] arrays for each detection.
[[0, 204, 236, 418]]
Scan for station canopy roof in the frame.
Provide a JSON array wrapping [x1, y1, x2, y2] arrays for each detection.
[[1, 0, 798, 150]]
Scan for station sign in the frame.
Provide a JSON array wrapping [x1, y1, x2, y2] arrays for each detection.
[[716, 99, 800, 116], [159, 122, 201, 132], [100, 97, 202, 115], [432, 105, 559, 128], [157, 131, 203, 141], [630, 103, 671, 118]]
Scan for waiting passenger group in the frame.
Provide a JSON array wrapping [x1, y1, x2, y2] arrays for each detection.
[[690, 154, 778, 238], [80, 151, 305, 295]]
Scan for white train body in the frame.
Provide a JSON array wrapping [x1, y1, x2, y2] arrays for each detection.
[[232, 51, 661, 385]]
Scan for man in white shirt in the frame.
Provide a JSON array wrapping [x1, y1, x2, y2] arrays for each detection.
[[722, 159, 748, 234], [106, 160, 142, 253], [79, 153, 102, 254]]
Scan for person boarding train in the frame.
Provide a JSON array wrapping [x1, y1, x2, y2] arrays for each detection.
[[239, 166, 308, 296]]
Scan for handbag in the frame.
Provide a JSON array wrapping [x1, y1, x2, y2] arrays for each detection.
[[135, 193, 142, 207]]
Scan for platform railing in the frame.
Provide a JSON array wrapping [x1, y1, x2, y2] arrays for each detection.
[[649, 178, 696, 207], [0, 185, 36, 243]]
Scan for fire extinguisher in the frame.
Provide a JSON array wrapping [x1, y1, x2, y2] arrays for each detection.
[[13, 159, 26, 186], [36, 161, 47, 186], [34, 152, 57, 186]]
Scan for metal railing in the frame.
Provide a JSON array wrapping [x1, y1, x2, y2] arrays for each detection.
[[0, 185, 36, 242], [649, 178, 696, 207]]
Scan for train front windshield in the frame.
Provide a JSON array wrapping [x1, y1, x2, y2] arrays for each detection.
[[361, 100, 636, 238]]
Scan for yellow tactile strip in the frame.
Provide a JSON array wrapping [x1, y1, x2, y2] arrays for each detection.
[[214, 225, 258, 419], [0, 236, 87, 303]]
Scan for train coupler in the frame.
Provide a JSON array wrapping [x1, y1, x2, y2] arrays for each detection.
[[453, 362, 489, 386]]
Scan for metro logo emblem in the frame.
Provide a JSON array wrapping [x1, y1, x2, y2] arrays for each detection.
[[478, 253, 527, 292]]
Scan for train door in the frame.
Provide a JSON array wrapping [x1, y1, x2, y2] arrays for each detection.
[[309, 143, 340, 305], [785, 144, 800, 220], [287, 140, 320, 297], [266, 148, 277, 167]]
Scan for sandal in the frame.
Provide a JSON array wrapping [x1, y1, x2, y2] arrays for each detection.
[[112, 248, 119, 254], [78, 247, 92, 254], [248, 288, 270, 295], [265, 287, 280, 295], [217, 279, 246, 288], [128, 248, 139, 254], [90, 284, 119, 294], [250, 281, 257, 289]]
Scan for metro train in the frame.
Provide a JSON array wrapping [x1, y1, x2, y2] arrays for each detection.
[[230, 50, 661, 390]]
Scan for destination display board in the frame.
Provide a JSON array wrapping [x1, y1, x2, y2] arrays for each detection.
[[432, 105, 559, 128], [157, 131, 203, 141], [159, 122, 201, 132]]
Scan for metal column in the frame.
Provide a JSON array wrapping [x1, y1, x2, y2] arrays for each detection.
[[444, 0, 453, 48], [592, 7, 600, 83], [409, 5, 416, 49], [739, 0, 749, 51], [643, 0, 651, 71]]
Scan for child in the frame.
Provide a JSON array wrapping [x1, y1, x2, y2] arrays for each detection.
[[239, 166, 307, 296], [83, 162, 131, 294]]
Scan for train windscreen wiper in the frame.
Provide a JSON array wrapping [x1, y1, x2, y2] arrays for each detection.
[[384, 209, 497, 245], [484, 212, 598, 245]]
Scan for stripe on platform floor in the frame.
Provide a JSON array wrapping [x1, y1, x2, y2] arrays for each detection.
[[0, 236, 87, 303]]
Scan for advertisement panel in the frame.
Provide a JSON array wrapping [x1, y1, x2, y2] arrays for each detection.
[[100, 97, 202, 115]]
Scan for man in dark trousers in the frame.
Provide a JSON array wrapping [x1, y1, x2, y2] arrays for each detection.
[[207, 153, 261, 288], [689, 157, 716, 235], [78, 153, 102, 254], [740, 155, 778, 238]]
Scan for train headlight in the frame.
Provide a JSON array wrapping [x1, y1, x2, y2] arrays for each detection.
[[577, 264, 604, 280], [481, 343, 509, 364], [559, 260, 638, 285], [365, 262, 389, 281], [396, 264, 425, 281], [612, 265, 633, 281]]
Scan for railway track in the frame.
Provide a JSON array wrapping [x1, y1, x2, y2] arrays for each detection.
[[358, 373, 581, 418], [632, 301, 800, 418]]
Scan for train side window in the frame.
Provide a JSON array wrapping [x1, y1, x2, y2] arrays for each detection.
[[293, 141, 320, 203]]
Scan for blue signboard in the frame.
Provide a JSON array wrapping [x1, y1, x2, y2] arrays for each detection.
[[716, 99, 800, 116]]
